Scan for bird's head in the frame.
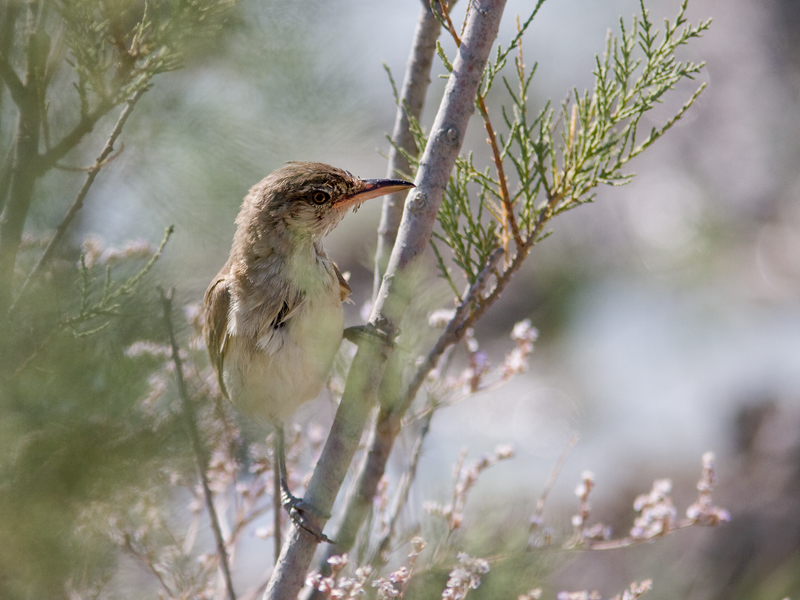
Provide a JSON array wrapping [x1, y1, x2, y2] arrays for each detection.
[[238, 162, 414, 249]]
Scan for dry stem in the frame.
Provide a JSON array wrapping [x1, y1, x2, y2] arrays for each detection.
[[159, 287, 237, 600], [373, 2, 441, 299], [265, 3, 509, 599], [314, 155, 564, 573]]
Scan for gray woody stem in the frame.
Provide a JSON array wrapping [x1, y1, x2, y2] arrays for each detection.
[[262, 2, 508, 599], [158, 287, 237, 600], [310, 246, 502, 585], [307, 6, 442, 585], [372, 2, 441, 300]]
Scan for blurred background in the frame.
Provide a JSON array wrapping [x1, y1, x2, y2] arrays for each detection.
[[2, 0, 799, 598]]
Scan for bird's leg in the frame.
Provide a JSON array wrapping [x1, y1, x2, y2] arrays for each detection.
[[272, 439, 282, 562], [274, 425, 334, 544], [343, 323, 398, 349]]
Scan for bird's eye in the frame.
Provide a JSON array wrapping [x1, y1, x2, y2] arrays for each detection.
[[311, 191, 330, 205]]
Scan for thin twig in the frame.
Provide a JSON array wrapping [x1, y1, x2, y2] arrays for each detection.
[[159, 287, 237, 600], [437, 0, 461, 45], [9, 89, 145, 317], [372, 402, 437, 565], [478, 95, 523, 253], [122, 538, 175, 597], [34, 98, 116, 175], [581, 519, 699, 551], [53, 143, 125, 171], [400, 245, 504, 414], [530, 433, 579, 528], [0, 139, 15, 213]]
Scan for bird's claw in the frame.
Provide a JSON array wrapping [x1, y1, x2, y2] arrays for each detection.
[[281, 491, 335, 544], [343, 324, 398, 349]]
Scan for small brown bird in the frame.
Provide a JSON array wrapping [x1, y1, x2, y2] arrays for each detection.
[[203, 162, 413, 543]]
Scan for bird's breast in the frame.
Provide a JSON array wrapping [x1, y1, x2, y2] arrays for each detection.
[[224, 253, 344, 425]]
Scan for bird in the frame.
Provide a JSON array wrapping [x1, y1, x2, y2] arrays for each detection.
[[202, 162, 414, 547]]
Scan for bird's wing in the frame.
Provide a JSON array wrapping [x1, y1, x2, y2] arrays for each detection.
[[249, 270, 307, 353], [333, 262, 352, 304], [203, 266, 232, 399]]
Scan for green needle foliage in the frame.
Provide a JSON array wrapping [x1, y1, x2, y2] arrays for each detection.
[[58, 0, 236, 105], [71, 226, 173, 338], [429, 0, 710, 292], [0, 2, 236, 598]]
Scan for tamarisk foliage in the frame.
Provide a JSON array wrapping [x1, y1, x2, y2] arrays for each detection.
[[426, 0, 710, 294], [313, 0, 712, 590], [0, 2, 235, 598]]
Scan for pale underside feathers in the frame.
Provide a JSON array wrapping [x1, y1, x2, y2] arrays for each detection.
[[202, 162, 411, 425]]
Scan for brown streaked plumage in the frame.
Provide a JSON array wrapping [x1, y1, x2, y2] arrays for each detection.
[[202, 162, 413, 544]]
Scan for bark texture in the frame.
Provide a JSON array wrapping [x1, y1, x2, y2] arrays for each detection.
[[372, 3, 441, 299], [262, 2, 508, 598]]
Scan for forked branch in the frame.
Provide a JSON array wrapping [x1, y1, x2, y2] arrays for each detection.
[[263, 3, 509, 599]]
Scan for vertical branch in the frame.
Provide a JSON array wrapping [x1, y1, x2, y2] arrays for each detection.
[[372, 403, 436, 565], [438, 0, 522, 258], [0, 1, 22, 212], [314, 139, 562, 572], [0, 143, 13, 215], [264, 2, 508, 599], [308, 247, 502, 593], [530, 433, 579, 533], [0, 0, 44, 321], [373, 1, 441, 299], [158, 287, 237, 600], [9, 88, 146, 317]]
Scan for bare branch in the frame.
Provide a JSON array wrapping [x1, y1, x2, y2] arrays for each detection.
[[53, 143, 124, 171], [158, 287, 237, 600], [372, 404, 435, 565], [0, 141, 14, 214], [437, 0, 462, 46], [0, 54, 26, 107], [402, 245, 503, 408], [263, 3, 509, 599], [0, 0, 45, 321], [529, 433, 579, 537], [438, 3, 523, 259], [35, 99, 116, 175], [311, 144, 565, 568], [0, 0, 25, 107], [9, 89, 145, 317], [373, 3, 441, 299]]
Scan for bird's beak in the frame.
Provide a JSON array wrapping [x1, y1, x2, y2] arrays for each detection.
[[336, 178, 415, 210]]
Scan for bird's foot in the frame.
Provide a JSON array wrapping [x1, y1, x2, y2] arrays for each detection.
[[281, 490, 335, 544], [343, 323, 398, 349]]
